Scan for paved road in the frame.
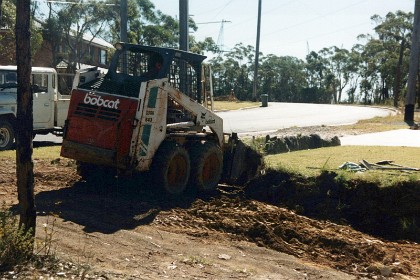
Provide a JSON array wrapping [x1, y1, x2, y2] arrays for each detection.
[[34, 102, 396, 146], [33, 133, 62, 146], [216, 102, 393, 134]]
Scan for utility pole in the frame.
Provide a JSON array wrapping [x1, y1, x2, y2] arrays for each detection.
[[179, 0, 189, 51], [405, 0, 420, 122], [120, 0, 127, 42], [252, 0, 262, 100]]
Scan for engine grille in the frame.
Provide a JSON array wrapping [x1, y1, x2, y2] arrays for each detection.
[[74, 103, 121, 122]]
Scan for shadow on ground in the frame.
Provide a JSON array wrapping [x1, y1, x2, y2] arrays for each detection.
[[31, 175, 210, 234]]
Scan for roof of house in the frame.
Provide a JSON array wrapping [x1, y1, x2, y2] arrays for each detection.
[[81, 33, 115, 49], [33, 17, 115, 49]]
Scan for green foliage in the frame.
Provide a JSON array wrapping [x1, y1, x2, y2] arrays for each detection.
[[0, 207, 34, 271], [42, 1, 114, 70], [29, 2, 417, 106], [0, 0, 43, 64], [207, 10, 413, 105]]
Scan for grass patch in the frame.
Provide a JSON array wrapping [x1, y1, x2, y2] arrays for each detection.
[[0, 146, 61, 160], [336, 111, 419, 134], [265, 146, 420, 186], [214, 100, 260, 111]]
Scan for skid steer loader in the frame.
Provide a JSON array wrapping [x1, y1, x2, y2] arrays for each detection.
[[61, 43, 262, 194]]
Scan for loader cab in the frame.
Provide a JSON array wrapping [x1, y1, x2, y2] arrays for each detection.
[[82, 43, 207, 101]]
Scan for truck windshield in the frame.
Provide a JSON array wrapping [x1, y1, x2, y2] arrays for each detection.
[[0, 71, 18, 90], [0, 70, 50, 93]]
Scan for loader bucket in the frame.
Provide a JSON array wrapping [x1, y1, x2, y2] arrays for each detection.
[[222, 133, 264, 185]]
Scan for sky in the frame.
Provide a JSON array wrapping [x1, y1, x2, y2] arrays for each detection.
[[152, 0, 414, 60]]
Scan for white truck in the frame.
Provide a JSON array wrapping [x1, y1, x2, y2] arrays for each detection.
[[0, 66, 71, 150]]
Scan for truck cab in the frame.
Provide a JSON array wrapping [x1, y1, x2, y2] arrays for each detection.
[[0, 66, 70, 150]]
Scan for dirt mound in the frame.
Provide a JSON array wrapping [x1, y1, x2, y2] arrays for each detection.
[[245, 169, 420, 242], [154, 194, 418, 278]]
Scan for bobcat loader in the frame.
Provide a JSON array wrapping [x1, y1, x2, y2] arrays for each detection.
[[61, 43, 262, 194]]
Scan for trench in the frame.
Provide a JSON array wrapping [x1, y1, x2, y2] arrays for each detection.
[[244, 169, 420, 242]]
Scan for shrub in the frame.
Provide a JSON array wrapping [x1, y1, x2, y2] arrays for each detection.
[[0, 207, 34, 271]]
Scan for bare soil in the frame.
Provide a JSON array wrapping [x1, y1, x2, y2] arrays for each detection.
[[1, 148, 419, 280]]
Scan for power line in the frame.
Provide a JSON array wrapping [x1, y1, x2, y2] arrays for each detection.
[[193, 0, 234, 17], [211, 0, 235, 21], [45, 0, 116, 5], [262, 0, 368, 38]]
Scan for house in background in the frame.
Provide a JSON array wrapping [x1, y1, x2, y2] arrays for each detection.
[[42, 34, 115, 94], [0, 21, 114, 94]]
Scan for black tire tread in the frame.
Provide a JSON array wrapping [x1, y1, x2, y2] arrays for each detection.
[[0, 119, 15, 151], [189, 141, 223, 191], [151, 141, 190, 195]]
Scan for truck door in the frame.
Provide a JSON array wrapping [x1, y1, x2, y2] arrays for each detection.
[[32, 73, 53, 127]]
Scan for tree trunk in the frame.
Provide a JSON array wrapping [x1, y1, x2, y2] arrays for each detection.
[[405, 0, 420, 122], [16, 0, 36, 236], [394, 38, 405, 108]]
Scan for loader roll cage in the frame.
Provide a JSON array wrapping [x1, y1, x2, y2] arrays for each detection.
[[78, 43, 206, 101]]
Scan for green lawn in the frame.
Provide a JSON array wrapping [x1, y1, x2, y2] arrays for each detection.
[[265, 145, 420, 186], [213, 100, 260, 111], [0, 146, 61, 159]]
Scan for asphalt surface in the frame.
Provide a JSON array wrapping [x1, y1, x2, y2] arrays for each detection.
[[35, 129, 420, 148], [217, 103, 393, 134], [33, 103, 419, 148]]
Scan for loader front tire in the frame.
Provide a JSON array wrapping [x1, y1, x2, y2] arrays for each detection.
[[151, 141, 190, 195], [189, 141, 223, 192]]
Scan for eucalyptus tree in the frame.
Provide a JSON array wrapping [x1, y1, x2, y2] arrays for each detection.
[[345, 46, 363, 103], [41, 1, 114, 72], [355, 38, 385, 104], [0, 0, 17, 63], [259, 54, 306, 102], [370, 11, 413, 107], [318, 46, 358, 103], [304, 51, 332, 103], [0, 0, 42, 64], [222, 43, 256, 100], [189, 37, 219, 55], [208, 55, 225, 96]]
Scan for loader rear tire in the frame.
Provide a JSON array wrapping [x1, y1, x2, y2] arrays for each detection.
[[76, 161, 117, 182], [0, 120, 15, 151], [151, 141, 190, 195], [189, 141, 223, 192], [76, 161, 95, 179]]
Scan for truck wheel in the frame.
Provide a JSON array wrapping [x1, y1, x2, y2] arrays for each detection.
[[189, 141, 223, 192], [151, 141, 190, 195], [0, 120, 15, 151]]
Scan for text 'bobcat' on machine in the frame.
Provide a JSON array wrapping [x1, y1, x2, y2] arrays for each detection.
[[61, 43, 262, 194]]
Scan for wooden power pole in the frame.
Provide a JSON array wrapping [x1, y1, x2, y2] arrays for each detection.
[[405, 0, 420, 122], [16, 0, 36, 235]]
